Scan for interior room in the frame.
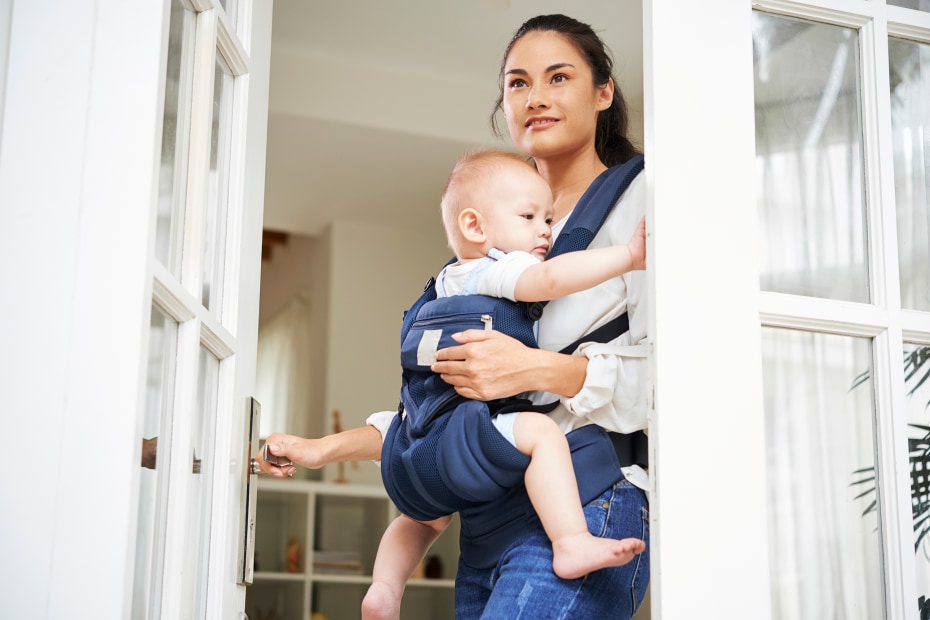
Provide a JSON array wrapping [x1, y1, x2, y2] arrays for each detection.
[[255, 0, 644, 466], [249, 2, 647, 618]]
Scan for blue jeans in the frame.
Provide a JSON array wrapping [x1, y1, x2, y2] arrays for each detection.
[[454, 479, 650, 619]]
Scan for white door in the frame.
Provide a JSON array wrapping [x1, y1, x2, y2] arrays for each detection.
[[644, 1, 930, 619], [747, 3, 930, 618], [0, 1, 270, 618], [134, 0, 271, 618]]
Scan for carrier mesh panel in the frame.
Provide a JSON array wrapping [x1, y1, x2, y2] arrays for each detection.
[[406, 418, 465, 510]]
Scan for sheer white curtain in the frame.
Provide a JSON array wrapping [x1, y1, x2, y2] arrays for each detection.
[[753, 13, 884, 617], [762, 328, 881, 619], [255, 295, 314, 440], [890, 37, 930, 312]]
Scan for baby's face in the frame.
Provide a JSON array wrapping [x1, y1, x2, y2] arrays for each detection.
[[482, 165, 554, 260]]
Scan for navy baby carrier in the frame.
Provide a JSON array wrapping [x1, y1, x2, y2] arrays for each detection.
[[383, 155, 647, 565]]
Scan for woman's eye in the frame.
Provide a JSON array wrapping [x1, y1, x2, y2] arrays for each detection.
[[551, 74, 568, 84], [509, 78, 527, 89]]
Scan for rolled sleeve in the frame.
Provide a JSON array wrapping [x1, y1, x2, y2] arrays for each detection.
[[365, 410, 397, 441], [561, 342, 649, 434]]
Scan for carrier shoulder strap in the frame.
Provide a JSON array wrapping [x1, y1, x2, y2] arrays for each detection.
[[528, 154, 644, 353], [549, 154, 645, 258]]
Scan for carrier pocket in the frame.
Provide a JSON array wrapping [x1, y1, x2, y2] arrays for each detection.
[[400, 295, 537, 370]]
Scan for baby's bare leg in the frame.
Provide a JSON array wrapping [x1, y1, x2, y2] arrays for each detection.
[[362, 514, 451, 620], [513, 412, 645, 580]]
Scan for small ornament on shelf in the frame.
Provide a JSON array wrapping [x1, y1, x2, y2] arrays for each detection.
[[331, 409, 359, 484], [425, 555, 443, 579], [285, 537, 302, 573]]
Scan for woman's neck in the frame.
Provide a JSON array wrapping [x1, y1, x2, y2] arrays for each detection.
[[535, 152, 608, 223]]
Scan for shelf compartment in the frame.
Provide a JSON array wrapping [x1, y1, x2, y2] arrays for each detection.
[[246, 579, 306, 620]]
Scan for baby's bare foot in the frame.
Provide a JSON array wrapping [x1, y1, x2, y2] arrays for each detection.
[[552, 535, 645, 580], [361, 581, 401, 620]]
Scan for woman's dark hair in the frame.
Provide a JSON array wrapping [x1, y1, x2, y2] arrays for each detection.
[[491, 14, 640, 167]]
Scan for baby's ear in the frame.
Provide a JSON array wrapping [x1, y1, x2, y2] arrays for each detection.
[[459, 208, 486, 243]]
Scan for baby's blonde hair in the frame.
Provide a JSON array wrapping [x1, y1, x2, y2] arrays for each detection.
[[440, 148, 534, 255]]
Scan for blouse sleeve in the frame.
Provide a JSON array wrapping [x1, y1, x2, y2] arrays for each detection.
[[365, 410, 397, 440]]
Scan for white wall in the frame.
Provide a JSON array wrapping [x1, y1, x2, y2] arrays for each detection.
[[256, 218, 451, 485], [324, 219, 450, 485], [0, 0, 10, 138], [257, 233, 329, 454]]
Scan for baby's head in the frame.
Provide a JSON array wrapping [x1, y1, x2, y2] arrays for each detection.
[[440, 149, 554, 260]]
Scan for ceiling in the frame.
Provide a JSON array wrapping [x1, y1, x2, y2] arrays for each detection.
[[263, 0, 644, 237]]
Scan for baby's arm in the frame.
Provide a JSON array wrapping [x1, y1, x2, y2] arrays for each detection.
[[513, 216, 646, 302]]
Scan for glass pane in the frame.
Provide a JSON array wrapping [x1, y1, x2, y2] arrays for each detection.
[[887, 0, 930, 12], [220, 0, 237, 27], [902, 343, 930, 613], [132, 305, 178, 619], [762, 328, 881, 619], [201, 58, 234, 312], [889, 38, 930, 311], [753, 13, 868, 302], [182, 347, 220, 617], [155, 0, 195, 272]]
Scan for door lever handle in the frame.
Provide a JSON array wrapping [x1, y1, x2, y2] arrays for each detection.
[[248, 444, 292, 475]]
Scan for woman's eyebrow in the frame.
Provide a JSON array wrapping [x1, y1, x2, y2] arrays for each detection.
[[504, 63, 575, 77]]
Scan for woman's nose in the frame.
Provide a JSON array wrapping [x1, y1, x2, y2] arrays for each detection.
[[525, 84, 547, 109]]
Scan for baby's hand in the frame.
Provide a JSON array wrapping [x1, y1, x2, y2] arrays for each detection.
[[628, 217, 647, 270]]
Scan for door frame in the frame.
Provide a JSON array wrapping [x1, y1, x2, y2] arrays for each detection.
[[0, 0, 271, 618], [644, 2, 930, 618]]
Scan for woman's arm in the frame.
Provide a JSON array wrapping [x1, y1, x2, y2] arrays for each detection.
[[432, 330, 589, 401], [257, 425, 384, 478]]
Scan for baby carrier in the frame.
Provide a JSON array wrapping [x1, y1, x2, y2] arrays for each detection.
[[382, 155, 647, 536]]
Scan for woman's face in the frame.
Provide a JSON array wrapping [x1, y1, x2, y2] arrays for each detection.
[[502, 31, 612, 162]]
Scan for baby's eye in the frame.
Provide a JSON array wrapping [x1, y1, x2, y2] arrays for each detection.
[[545, 217, 553, 225], [521, 214, 534, 220]]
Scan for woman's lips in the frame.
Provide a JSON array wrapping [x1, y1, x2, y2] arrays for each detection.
[[525, 117, 558, 129]]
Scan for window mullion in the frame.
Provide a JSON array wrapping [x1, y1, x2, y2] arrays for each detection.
[[158, 316, 202, 619], [752, 0, 874, 28], [903, 311, 930, 344], [888, 7, 930, 42], [872, 328, 915, 620], [759, 291, 888, 336], [180, 9, 218, 300], [864, 10, 918, 619], [217, 14, 249, 77]]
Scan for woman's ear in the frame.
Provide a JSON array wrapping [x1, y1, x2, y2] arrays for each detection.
[[459, 208, 486, 243], [595, 77, 615, 112]]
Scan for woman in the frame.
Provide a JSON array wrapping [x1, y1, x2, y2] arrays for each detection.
[[260, 14, 650, 619]]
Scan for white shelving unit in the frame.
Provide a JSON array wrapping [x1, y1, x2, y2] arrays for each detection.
[[246, 478, 458, 620]]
